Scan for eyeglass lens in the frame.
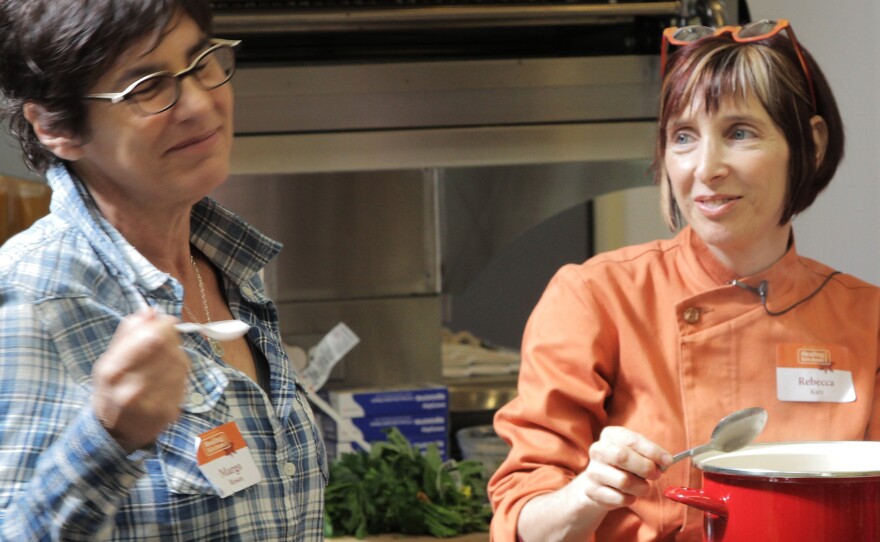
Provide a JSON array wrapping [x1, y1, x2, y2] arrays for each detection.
[[131, 46, 235, 114], [737, 20, 779, 39], [672, 26, 716, 43]]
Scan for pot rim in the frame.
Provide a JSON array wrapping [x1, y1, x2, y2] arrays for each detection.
[[694, 440, 880, 479]]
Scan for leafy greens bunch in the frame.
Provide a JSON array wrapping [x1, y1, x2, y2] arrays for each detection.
[[323, 427, 493, 539]]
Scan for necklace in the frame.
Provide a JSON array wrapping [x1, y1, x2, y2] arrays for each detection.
[[189, 254, 225, 357]]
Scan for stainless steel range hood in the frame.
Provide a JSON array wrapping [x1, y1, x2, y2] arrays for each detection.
[[209, 0, 740, 390], [212, 2, 680, 34]]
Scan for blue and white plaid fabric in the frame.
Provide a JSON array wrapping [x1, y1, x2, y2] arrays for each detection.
[[0, 165, 327, 541]]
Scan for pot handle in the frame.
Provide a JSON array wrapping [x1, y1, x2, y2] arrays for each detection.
[[663, 487, 728, 518]]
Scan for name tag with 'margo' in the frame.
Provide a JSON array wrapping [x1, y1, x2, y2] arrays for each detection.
[[196, 421, 263, 497]]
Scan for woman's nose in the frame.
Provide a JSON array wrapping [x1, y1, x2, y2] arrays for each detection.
[[694, 139, 729, 183], [172, 76, 216, 118]]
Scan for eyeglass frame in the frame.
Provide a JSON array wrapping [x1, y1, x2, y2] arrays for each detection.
[[84, 38, 241, 115], [660, 19, 817, 112]]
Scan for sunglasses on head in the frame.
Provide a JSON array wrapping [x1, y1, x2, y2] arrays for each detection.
[[660, 19, 817, 111]]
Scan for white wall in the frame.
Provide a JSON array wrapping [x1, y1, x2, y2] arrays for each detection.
[[749, 0, 880, 283]]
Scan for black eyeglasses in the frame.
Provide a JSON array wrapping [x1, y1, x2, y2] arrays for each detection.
[[661, 19, 816, 112], [85, 38, 241, 115]]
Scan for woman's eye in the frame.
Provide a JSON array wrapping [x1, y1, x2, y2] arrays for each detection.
[[731, 128, 754, 140], [673, 132, 692, 145], [192, 58, 210, 73], [130, 78, 163, 99]]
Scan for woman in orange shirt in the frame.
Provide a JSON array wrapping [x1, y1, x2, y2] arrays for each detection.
[[488, 20, 880, 541]]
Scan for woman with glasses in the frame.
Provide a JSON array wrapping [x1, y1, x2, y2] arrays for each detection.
[[0, 1, 325, 540], [488, 19, 880, 542]]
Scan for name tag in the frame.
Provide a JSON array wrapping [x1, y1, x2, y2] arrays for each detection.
[[776, 344, 855, 403], [196, 421, 263, 497]]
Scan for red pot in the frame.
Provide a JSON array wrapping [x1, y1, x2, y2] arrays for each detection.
[[664, 441, 880, 542]]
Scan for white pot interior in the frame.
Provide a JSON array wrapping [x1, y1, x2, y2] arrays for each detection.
[[695, 441, 880, 478]]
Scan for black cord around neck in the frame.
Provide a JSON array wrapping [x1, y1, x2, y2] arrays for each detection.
[[730, 271, 841, 317]]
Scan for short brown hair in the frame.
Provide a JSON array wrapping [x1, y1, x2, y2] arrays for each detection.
[[652, 32, 845, 230], [0, 0, 213, 172]]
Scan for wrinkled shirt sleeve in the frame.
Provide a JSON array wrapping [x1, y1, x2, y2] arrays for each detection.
[[0, 297, 145, 541], [488, 265, 614, 542]]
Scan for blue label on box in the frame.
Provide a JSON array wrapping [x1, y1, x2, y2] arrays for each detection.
[[320, 413, 448, 442]]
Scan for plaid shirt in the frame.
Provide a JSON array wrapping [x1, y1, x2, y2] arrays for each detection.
[[0, 165, 327, 541]]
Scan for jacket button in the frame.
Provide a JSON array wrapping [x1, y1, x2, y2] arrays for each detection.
[[683, 307, 701, 324]]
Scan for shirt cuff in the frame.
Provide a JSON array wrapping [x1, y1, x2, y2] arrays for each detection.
[[42, 407, 147, 510]]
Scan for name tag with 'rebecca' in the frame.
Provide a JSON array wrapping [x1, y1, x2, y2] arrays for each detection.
[[196, 421, 262, 498], [776, 344, 855, 403]]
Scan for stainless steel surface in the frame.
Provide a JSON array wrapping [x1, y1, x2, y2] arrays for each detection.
[[670, 407, 768, 466], [441, 159, 652, 292], [232, 55, 660, 135], [445, 376, 518, 412], [677, 0, 737, 26], [212, 170, 439, 300], [219, 49, 663, 388], [278, 296, 443, 388], [230, 122, 657, 175], [698, 0, 732, 27], [214, 2, 679, 33]]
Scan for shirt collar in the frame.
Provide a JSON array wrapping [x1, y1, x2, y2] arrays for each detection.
[[680, 225, 800, 289], [45, 163, 281, 297]]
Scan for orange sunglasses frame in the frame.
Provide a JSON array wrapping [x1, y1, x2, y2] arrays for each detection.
[[660, 19, 817, 111]]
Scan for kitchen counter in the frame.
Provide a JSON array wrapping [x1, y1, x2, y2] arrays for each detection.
[[329, 532, 488, 541]]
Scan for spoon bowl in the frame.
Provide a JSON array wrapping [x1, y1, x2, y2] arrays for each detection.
[[669, 407, 768, 467], [175, 319, 251, 341]]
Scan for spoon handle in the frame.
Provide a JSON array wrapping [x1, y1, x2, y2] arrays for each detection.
[[670, 443, 713, 465], [174, 322, 202, 333]]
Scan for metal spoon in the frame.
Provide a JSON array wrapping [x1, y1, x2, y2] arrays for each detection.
[[174, 320, 251, 341], [669, 407, 768, 466]]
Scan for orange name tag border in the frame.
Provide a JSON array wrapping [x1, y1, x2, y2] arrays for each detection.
[[776, 343, 849, 372], [197, 421, 248, 465]]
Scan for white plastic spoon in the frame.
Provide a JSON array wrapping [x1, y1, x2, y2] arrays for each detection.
[[174, 320, 251, 341], [668, 407, 768, 467]]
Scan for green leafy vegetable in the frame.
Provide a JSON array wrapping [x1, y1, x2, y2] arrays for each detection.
[[323, 428, 493, 539]]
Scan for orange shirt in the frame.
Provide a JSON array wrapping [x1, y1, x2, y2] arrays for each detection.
[[488, 227, 880, 541]]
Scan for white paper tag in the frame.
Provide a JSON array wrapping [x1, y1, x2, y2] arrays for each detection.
[[300, 322, 360, 392], [196, 422, 263, 498], [776, 367, 856, 403]]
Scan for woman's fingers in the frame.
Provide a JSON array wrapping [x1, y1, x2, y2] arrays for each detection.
[[579, 426, 674, 510], [91, 309, 190, 453], [592, 426, 672, 478]]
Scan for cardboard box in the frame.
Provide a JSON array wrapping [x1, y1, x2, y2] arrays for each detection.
[[320, 413, 448, 442], [317, 383, 450, 461], [320, 384, 448, 419]]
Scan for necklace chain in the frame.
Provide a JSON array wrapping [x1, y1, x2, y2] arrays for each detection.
[[190, 255, 214, 323], [189, 254, 225, 357]]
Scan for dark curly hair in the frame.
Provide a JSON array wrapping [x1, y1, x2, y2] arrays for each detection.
[[0, 0, 213, 172], [652, 29, 845, 230]]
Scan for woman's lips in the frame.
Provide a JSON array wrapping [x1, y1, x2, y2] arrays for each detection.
[[694, 195, 742, 216], [167, 128, 220, 154]]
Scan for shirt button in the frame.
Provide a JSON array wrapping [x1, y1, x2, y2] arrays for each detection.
[[241, 285, 254, 298], [683, 307, 702, 324], [189, 392, 205, 406], [283, 462, 297, 477]]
